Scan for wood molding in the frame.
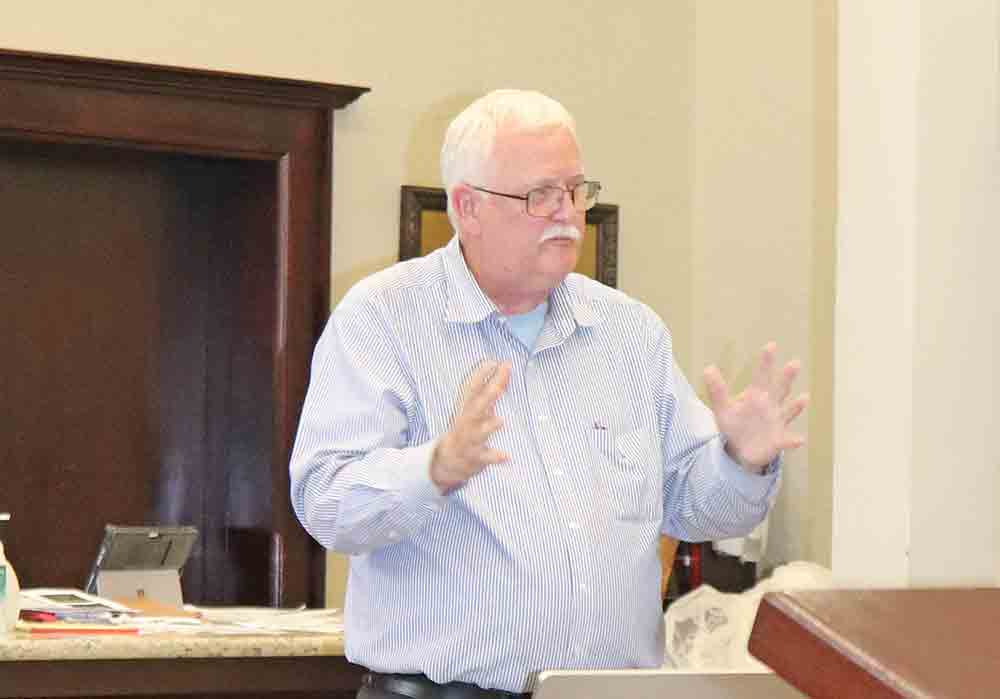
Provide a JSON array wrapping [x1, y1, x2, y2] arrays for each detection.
[[0, 48, 368, 108]]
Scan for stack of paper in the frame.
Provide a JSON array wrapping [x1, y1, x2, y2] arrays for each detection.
[[184, 605, 344, 634], [19, 588, 135, 620]]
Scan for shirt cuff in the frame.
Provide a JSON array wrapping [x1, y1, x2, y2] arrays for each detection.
[[396, 438, 450, 510], [715, 437, 782, 503]]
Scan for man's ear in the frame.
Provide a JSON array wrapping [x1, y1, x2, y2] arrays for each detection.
[[451, 184, 481, 236]]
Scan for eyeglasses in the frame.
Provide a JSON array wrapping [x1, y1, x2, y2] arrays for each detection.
[[469, 180, 602, 218]]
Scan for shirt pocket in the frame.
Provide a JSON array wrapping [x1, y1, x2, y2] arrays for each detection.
[[594, 426, 660, 522]]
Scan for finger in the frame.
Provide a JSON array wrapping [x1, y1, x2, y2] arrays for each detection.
[[461, 360, 508, 415], [776, 359, 802, 403], [470, 415, 505, 443], [702, 365, 730, 414], [459, 360, 499, 407], [450, 410, 503, 449], [783, 393, 810, 425], [752, 341, 777, 391], [449, 447, 510, 484], [469, 361, 511, 415], [778, 432, 806, 451], [477, 447, 511, 466], [487, 362, 512, 401]]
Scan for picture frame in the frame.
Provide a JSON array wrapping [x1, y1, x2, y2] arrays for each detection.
[[399, 185, 619, 288]]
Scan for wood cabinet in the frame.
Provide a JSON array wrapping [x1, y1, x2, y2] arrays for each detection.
[[0, 49, 367, 608]]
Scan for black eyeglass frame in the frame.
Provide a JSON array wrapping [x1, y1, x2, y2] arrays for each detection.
[[468, 180, 602, 218]]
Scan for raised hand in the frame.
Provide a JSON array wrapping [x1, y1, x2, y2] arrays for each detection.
[[703, 342, 809, 474], [430, 360, 512, 493]]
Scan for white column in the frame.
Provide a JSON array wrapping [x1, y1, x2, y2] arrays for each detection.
[[834, 0, 919, 586], [834, 0, 1000, 586], [908, 0, 1000, 585]]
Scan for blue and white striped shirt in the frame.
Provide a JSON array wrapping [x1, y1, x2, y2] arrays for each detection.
[[289, 236, 779, 693]]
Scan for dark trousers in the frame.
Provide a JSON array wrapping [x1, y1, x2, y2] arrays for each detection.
[[357, 686, 404, 699], [357, 673, 531, 699]]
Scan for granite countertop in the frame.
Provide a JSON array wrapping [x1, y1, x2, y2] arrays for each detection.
[[0, 629, 346, 662]]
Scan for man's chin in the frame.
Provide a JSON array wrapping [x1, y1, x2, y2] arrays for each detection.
[[539, 245, 579, 278]]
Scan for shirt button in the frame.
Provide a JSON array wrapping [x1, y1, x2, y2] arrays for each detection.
[[538, 415, 549, 422], [552, 468, 564, 477], [568, 522, 581, 530], [579, 584, 587, 593], [388, 530, 400, 541]]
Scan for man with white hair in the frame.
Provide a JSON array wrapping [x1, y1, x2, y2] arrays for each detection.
[[289, 89, 808, 699]]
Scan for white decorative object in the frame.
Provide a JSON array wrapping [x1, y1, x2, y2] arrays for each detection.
[[664, 561, 835, 670]]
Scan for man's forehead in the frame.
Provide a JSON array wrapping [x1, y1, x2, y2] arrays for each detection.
[[492, 121, 578, 149], [488, 124, 583, 185]]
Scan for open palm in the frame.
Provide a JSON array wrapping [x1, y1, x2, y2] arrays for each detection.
[[703, 342, 809, 473]]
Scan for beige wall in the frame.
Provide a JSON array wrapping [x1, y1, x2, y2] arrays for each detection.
[[690, 1, 836, 571]]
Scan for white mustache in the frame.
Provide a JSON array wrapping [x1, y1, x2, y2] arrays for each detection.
[[539, 224, 582, 243]]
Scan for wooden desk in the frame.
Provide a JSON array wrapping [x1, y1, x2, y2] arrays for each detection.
[[749, 588, 1000, 699], [0, 629, 365, 698]]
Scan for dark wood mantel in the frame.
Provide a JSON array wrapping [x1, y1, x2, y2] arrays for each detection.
[[0, 47, 366, 108], [0, 49, 367, 609]]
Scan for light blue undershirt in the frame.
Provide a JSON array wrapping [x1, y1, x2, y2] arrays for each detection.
[[504, 300, 548, 351]]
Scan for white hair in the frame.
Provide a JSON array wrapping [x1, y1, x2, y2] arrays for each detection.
[[440, 89, 578, 230]]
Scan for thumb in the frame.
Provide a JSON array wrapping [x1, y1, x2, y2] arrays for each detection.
[[703, 365, 729, 414]]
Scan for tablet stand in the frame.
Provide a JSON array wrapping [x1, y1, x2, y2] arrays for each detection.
[[96, 569, 184, 607]]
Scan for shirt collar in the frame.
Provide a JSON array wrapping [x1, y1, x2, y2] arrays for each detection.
[[441, 234, 603, 333], [442, 235, 498, 323]]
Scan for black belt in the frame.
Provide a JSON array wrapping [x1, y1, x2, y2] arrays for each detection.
[[363, 673, 531, 699]]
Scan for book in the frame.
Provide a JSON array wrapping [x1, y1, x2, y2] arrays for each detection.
[[16, 619, 140, 635]]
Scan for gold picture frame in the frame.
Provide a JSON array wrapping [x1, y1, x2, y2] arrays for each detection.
[[399, 185, 619, 288]]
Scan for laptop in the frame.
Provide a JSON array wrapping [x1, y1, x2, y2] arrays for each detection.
[[532, 668, 806, 699]]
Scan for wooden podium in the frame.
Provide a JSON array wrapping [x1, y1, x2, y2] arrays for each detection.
[[748, 588, 1000, 699]]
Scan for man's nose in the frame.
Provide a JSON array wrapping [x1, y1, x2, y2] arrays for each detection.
[[550, 188, 576, 221]]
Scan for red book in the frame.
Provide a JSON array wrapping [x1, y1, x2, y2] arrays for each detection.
[[17, 620, 140, 635]]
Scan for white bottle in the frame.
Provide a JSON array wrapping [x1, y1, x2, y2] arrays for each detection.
[[0, 538, 19, 634]]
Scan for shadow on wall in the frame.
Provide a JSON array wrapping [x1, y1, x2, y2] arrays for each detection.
[[404, 92, 482, 190], [332, 93, 477, 302]]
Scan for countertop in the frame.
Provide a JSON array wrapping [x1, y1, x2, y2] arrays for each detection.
[[0, 629, 345, 662]]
